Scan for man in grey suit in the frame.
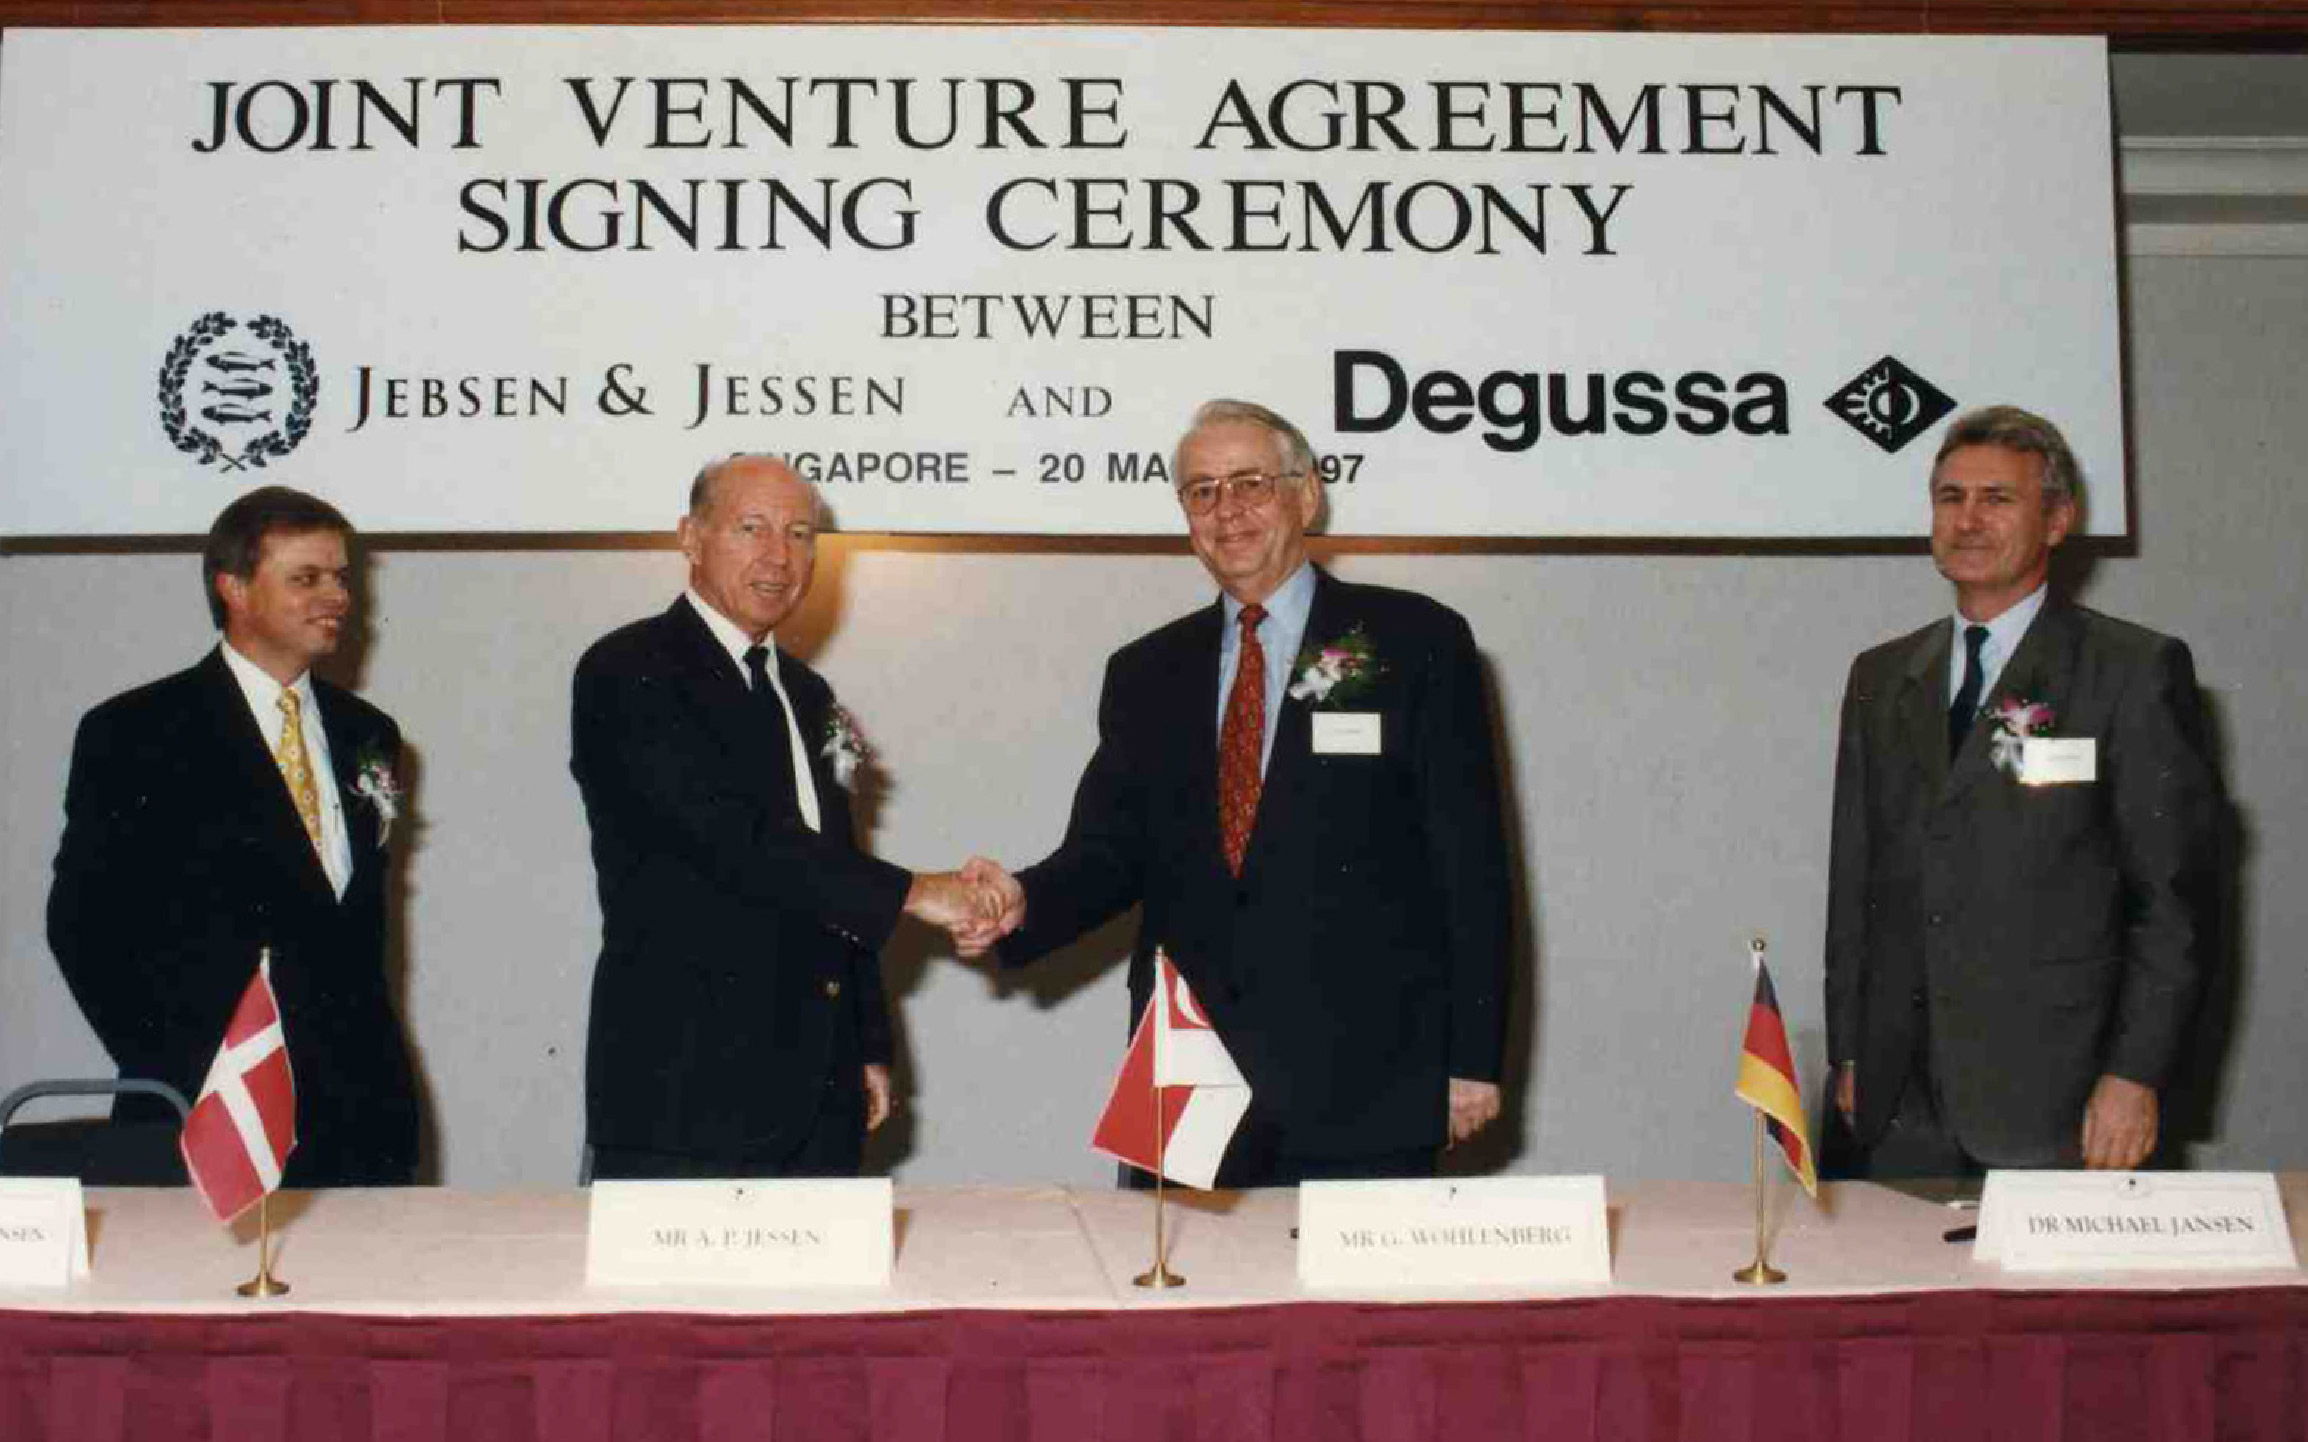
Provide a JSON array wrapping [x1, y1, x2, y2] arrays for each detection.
[[1825, 405, 2219, 1175]]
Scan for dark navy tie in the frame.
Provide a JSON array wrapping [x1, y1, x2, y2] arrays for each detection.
[[1947, 624, 1990, 759]]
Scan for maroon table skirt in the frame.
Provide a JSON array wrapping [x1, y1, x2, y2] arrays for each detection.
[[6, 1288, 2305, 1442]]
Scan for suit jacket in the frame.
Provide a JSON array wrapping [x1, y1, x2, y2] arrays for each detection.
[[1824, 600, 2220, 1166], [571, 597, 911, 1164], [47, 649, 419, 1185], [1004, 567, 1513, 1159]]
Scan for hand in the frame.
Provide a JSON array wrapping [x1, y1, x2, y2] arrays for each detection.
[[1446, 1078, 1500, 1145], [1834, 1063, 1857, 1127], [2080, 1074, 2159, 1169], [903, 870, 991, 936], [862, 1063, 894, 1132], [955, 856, 1025, 957]]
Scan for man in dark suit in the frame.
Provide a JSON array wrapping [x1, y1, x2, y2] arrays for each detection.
[[48, 486, 420, 1186], [967, 400, 1513, 1186], [572, 454, 989, 1179], [1825, 405, 2219, 1175]]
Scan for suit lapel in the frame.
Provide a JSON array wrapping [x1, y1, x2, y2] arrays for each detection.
[[775, 649, 846, 845], [1944, 601, 2081, 803], [1172, 602, 1227, 872], [1239, 569, 1333, 879], [196, 649, 337, 904], [663, 598, 791, 806], [314, 682, 379, 871], [1891, 621, 1953, 797]]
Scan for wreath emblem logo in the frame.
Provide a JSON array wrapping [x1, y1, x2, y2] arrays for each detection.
[[157, 312, 319, 471]]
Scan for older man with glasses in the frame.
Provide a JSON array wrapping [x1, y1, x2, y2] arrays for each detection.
[[963, 399, 1515, 1186]]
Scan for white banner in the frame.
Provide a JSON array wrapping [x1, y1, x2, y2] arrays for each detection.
[[0, 27, 2122, 536]]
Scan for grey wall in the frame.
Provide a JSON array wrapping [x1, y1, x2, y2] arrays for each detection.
[[5, 249, 2305, 1188]]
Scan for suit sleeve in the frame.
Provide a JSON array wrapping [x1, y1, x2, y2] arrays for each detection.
[[1004, 652, 1152, 965], [1822, 658, 1871, 1069], [2101, 637, 2220, 1088], [570, 649, 911, 950], [46, 704, 237, 1071], [1413, 608, 1513, 1083]]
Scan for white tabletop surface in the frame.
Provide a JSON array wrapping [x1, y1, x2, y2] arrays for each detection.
[[2, 1177, 2299, 1317]]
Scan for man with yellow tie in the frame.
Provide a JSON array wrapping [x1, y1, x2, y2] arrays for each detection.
[[48, 486, 421, 1186]]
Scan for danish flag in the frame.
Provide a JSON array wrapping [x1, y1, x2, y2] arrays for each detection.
[[178, 954, 298, 1222], [1091, 949, 1251, 1188]]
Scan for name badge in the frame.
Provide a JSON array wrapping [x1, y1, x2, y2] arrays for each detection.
[[1975, 1171, 2297, 1272], [0, 1178, 89, 1289], [1311, 712, 1381, 755], [2019, 736, 2096, 785], [586, 1178, 893, 1289], [1298, 1176, 1611, 1290]]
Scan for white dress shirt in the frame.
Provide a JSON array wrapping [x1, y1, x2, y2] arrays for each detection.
[[1947, 582, 2050, 708], [686, 589, 821, 833], [220, 641, 352, 898]]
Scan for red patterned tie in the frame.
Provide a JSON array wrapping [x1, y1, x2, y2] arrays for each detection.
[[1218, 604, 1268, 875]]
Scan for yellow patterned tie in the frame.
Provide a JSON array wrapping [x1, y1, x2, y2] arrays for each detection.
[[275, 691, 324, 856]]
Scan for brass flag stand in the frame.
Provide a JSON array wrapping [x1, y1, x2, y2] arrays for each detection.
[[1732, 1109, 1786, 1286], [1134, 986, 1184, 1289], [235, 1194, 290, 1298]]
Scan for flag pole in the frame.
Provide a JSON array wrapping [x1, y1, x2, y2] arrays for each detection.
[[236, 1193, 290, 1298], [1134, 951, 1184, 1289], [1732, 1111, 1785, 1284]]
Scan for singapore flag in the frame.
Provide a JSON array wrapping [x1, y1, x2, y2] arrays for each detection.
[[1091, 949, 1251, 1188]]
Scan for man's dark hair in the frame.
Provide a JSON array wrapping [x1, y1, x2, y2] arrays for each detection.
[[201, 486, 353, 629]]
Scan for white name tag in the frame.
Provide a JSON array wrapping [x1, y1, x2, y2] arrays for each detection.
[[1298, 1176, 1611, 1290], [0, 1178, 89, 1289], [2019, 736, 2096, 785], [585, 1178, 893, 1289], [1311, 712, 1382, 755], [1975, 1171, 2297, 1272]]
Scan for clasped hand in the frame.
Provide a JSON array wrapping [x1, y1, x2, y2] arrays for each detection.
[[905, 857, 1024, 958]]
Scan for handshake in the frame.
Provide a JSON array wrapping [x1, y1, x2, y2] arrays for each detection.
[[904, 857, 1026, 958]]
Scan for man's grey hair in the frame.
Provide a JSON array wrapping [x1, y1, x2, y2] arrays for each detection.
[[1172, 398, 1317, 484], [688, 453, 831, 528], [1932, 405, 2082, 505]]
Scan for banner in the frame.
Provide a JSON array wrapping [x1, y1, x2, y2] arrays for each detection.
[[0, 27, 2122, 536]]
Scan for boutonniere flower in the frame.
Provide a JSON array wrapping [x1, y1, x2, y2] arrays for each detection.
[[350, 746, 402, 844], [1288, 625, 1383, 708], [821, 705, 873, 789], [1986, 697, 2056, 778]]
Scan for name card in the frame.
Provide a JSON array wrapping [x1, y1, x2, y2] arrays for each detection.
[[1298, 1176, 1610, 1290], [1976, 1171, 2297, 1272], [0, 1179, 90, 1289], [586, 1178, 893, 1289]]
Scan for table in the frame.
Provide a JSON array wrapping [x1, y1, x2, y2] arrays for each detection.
[[5, 1180, 2304, 1440]]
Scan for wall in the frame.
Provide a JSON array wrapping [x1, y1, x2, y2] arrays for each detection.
[[4, 247, 2304, 1188]]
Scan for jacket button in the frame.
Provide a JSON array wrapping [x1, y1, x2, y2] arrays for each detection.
[[1927, 912, 1945, 926], [823, 980, 842, 999]]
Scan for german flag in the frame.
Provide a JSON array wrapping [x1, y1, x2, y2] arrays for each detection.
[[1735, 957, 1818, 1197]]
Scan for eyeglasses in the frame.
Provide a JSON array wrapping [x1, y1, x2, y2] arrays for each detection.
[[1177, 470, 1298, 515]]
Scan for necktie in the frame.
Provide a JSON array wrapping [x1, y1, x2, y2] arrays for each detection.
[[1947, 623, 1990, 758], [743, 644, 802, 822], [1218, 604, 1268, 875], [275, 691, 324, 856]]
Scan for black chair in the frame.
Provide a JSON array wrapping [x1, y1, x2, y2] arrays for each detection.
[[0, 1077, 193, 1186]]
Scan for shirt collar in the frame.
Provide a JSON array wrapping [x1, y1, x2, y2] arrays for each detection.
[[687, 587, 779, 679], [1221, 561, 1316, 634], [1951, 582, 2049, 659], [220, 639, 316, 713]]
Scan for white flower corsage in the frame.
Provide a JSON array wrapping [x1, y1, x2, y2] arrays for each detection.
[[1287, 625, 1383, 707], [821, 705, 872, 789], [351, 747, 402, 845], [1985, 698, 2056, 779]]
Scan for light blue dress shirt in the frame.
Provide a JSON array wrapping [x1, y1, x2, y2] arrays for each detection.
[[1947, 582, 2049, 708]]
